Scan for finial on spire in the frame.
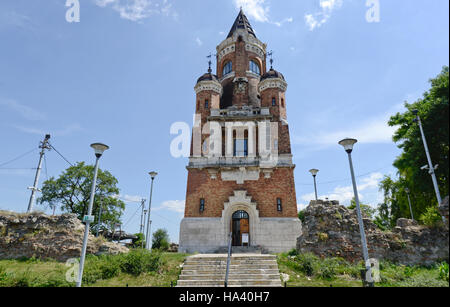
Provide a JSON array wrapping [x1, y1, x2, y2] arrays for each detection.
[[206, 53, 215, 73], [268, 51, 274, 69]]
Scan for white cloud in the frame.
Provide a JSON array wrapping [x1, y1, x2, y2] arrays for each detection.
[[233, 0, 293, 27], [298, 172, 384, 210], [154, 200, 185, 214], [94, 0, 176, 22], [115, 194, 144, 203], [305, 0, 343, 31], [0, 98, 46, 121], [293, 112, 397, 148], [234, 0, 269, 23], [195, 37, 203, 46]]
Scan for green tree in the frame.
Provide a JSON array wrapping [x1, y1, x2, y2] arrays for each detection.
[[151, 229, 170, 251], [380, 66, 449, 224], [37, 162, 125, 230], [348, 198, 376, 220]]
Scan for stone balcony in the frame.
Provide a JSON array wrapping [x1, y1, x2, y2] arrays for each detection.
[[209, 107, 271, 121], [187, 155, 294, 169]]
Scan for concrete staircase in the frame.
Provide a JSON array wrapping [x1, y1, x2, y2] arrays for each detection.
[[177, 254, 282, 287]]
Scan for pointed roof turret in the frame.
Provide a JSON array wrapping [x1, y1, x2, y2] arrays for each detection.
[[227, 8, 256, 39]]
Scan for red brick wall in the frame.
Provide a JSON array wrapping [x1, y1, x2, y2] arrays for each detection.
[[185, 167, 298, 218]]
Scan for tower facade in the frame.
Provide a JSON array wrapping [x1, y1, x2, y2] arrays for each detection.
[[179, 10, 302, 253]]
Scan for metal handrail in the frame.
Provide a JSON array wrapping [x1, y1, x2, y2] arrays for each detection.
[[224, 232, 232, 287]]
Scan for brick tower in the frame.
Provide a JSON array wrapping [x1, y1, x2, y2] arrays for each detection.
[[179, 10, 302, 253]]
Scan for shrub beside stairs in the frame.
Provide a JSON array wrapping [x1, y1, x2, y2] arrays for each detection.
[[176, 253, 282, 287]]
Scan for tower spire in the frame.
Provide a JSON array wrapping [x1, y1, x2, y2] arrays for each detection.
[[227, 9, 256, 38]]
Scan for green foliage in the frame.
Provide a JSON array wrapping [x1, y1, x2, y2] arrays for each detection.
[[298, 210, 305, 223], [131, 233, 146, 248], [120, 249, 163, 276], [379, 67, 449, 225], [152, 229, 170, 251], [37, 162, 125, 230], [419, 206, 444, 228], [439, 262, 449, 282], [287, 249, 298, 257], [348, 198, 376, 220], [82, 250, 164, 284], [278, 254, 449, 287]]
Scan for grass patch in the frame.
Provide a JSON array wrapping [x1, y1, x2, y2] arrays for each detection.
[[278, 250, 449, 288], [0, 251, 188, 287]]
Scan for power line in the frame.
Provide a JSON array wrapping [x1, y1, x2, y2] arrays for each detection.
[[0, 148, 37, 168], [123, 205, 142, 228], [296, 166, 391, 186], [49, 143, 74, 167]]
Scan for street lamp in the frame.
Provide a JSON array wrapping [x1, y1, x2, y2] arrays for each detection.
[[412, 110, 442, 206], [145, 171, 158, 250], [309, 169, 319, 201], [338, 138, 374, 287], [76, 143, 109, 288], [405, 188, 414, 221]]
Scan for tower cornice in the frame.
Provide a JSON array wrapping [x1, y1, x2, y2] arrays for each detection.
[[194, 80, 223, 95], [258, 77, 288, 93]]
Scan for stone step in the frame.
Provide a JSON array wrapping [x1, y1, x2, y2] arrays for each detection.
[[184, 260, 277, 265], [182, 264, 279, 271], [187, 253, 277, 260], [181, 269, 280, 275], [179, 274, 281, 281], [177, 280, 282, 287]]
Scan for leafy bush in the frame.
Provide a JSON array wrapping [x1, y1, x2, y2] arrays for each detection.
[[419, 206, 444, 228], [287, 249, 298, 257], [439, 262, 449, 282], [152, 229, 170, 251], [120, 249, 163, 276], [131, 233, 146, 248], [298, 210, 305, 223], [295, 253, 318, 276]]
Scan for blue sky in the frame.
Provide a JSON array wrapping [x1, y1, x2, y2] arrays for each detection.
[[0, 0, 448, 244]]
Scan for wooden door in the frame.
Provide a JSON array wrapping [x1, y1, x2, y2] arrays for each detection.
[[240, 219, 249, 246]]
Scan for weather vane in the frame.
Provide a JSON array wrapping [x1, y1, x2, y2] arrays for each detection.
[[268, 50, 274, 69], [206, 53, 216, 73]]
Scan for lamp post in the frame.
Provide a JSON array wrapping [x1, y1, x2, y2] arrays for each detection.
[[405, 188, 414, 221], [339, 138, 374, 287], [309, 169, 319, 201], [412, 110, 442, 206], [76, 143, 109, 288], [145, 171, 158, 250]]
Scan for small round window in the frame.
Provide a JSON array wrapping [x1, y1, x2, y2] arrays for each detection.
[[249, 60, 260, 75]]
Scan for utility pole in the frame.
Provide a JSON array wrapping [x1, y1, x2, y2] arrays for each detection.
[[96, 197, 104, 237], [142, 209, 147, 249], [145, 172, 158, 250], [27, 134, 51, 213], [139, 199, 146, 235]]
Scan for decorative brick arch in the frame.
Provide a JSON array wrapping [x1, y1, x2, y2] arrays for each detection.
[[221, 190, 260, 246]]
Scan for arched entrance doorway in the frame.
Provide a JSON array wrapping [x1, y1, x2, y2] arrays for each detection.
[[232, 210, 250, 247]]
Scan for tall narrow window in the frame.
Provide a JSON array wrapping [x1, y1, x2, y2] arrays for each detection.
[[272, 97, 276, 106], [205, 99, 209, 109], [281, 98, 285, 108], [200, 199, 205, 212], [277, 198, 282, 212], [223, 61, 232, 76], [234, 137, 248, 157], [249, 60, 261, 75]]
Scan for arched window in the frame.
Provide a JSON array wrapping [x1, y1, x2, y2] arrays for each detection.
[[233, 210, 249, 219], [249, 60, 261, 75], [223, 61, 232, 76]]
